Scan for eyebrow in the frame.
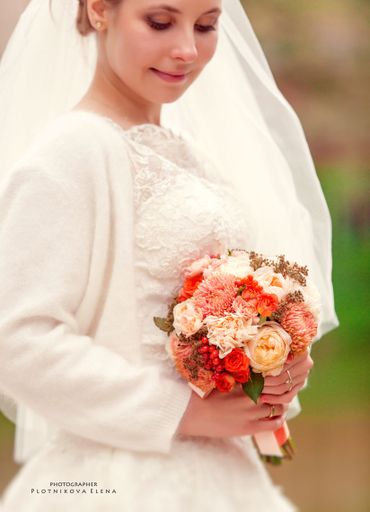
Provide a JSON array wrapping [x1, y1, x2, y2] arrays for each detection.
[[148, 5, 222, 15]]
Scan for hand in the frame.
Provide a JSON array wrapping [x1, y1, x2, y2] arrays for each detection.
[[261, 350, 314, 405], [177, 385, 289, 439]]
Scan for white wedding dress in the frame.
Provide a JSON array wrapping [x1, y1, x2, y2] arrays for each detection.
[[1, 117, 297, 511]]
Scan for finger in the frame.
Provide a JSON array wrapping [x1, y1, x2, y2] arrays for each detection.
[[283, 351, 313, 372], [264, 367, 299, 387], [264, 355, 313, 387], [263, 371, 310, 394], [253, 415, 287, 434], [252, 403, 285, 420], [260, 382, 305, 405]]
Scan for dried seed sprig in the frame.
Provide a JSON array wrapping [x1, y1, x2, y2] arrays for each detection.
[[271, 291, 305, 322], [248, 251, 308, 286]]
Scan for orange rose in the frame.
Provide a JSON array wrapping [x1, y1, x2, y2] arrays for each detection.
[[241, 275, 263, 300], [233, 369, 251, 383], [257, 293, 279, 317], [214, 373, 235, 393], [178, 274, 204, 301], [224, 348, 250, 373]]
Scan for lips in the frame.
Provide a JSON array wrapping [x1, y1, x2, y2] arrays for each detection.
[[164, 71, 187, 77], [152, 68, 188, 77], [150, 68, 189, 82]]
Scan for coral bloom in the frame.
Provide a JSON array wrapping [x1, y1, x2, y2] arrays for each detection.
[[257, 293, 279, 317], [167, 332, 215, 397], [178, 274, 204, 301], [214, 373, 235, 393], [193, 272, 237, 317], [280, 302, 317, 353]]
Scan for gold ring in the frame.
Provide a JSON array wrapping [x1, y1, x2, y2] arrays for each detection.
[[285, 369, 293, 391], [268, 405, 276, 418]]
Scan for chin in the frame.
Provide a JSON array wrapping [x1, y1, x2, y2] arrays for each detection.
[[159, 81, 197, 103]]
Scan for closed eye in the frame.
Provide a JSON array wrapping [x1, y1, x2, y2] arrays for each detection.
[[147, 19, 217, 33]]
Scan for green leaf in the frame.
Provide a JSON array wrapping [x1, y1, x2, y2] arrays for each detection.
[[236, 285, 246, 296], [242, 370, 264, 404], [153, 316, 173, 333], [260, 455, 283, 466]]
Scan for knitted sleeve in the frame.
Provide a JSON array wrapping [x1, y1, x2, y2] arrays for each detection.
[[0, 160, 191, 455]]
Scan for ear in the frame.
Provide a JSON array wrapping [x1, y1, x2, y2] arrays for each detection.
[[86, 0, 108, 28]]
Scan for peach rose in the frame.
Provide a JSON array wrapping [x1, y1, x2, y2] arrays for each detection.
[[173, 299, 204, 337], [245, 321, 292, 377], [205, 313, 258, 359]]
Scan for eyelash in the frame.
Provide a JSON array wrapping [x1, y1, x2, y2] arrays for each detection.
[[147, 19, 217, 33]]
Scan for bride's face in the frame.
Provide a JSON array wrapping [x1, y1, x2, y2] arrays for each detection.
[[99, 0, 222, 104]]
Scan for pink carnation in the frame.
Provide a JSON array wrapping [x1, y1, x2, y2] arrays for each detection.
[[280, 302, 317, 353], [193, 272, 237, 317], [232, 296, 258, 319]]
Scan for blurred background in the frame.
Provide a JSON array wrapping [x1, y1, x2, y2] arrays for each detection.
[[0, 1, 369, 510]]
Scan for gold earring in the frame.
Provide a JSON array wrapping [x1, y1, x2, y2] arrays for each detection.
[[95, 21, 103, 30]]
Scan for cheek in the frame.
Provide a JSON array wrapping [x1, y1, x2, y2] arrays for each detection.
[[198, 33, 219, 65], [106, 25, 158, 77]]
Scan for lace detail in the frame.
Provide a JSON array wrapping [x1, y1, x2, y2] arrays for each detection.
[[118, 127, 250, 364], [76, 111, 249, 363]]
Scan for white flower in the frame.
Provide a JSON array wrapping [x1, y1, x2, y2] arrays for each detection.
[[173, 299, 204, 337], [253, 266, 290, 300], [204, 313, 258, 358], [301, 278, 321, 322], [217, 254, 253, 279]]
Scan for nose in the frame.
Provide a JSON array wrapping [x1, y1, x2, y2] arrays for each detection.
[[170, 29, 198, 62]]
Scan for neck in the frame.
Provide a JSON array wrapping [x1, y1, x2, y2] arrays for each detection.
[[74, 65, 162, 128]]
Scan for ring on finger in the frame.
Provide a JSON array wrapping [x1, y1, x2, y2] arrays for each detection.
[[285, 369, 294, 392], [268, 405, 276, 418]]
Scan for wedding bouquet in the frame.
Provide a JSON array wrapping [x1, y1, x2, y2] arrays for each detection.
[[154, 249, 320, 464]]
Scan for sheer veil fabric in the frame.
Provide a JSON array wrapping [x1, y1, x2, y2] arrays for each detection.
[[0, 0, 338, 463]]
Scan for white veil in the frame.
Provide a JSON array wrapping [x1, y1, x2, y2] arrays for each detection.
[[0, 0, 339, 463]]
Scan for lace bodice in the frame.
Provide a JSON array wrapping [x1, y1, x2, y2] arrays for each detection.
[[101, 119, 249, 363]]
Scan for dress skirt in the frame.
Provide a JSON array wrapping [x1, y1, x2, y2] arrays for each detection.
[[1, 430, 297, 511]]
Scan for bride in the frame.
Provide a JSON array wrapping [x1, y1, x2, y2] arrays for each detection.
[[0, 0, 338, 510]]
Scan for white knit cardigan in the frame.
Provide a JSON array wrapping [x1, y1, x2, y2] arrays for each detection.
[[0, 111, 193, 461]]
